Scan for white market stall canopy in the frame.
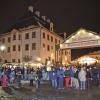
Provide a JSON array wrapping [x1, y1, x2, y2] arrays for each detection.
[[60, 28, 100, 49]]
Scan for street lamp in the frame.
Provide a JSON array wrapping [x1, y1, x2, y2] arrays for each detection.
[[0, 45, 6, 51], [0, 45, 6, 63]]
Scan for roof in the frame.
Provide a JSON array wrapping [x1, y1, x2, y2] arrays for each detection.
[[7, 11, 50, 32], [62, 28, 100, 43]]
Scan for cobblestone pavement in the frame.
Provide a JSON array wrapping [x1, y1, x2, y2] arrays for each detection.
[[1, 83, 100, 100]]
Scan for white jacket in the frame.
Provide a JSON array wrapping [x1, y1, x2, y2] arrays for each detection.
[[78, 70, 86, 81]]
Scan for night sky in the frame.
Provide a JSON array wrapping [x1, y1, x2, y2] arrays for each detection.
[[0, 0, 100, 35], [0, 0, 100, 59]]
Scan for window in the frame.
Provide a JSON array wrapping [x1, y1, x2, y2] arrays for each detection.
[[25, 33, 29, 39], [32, 43, 36, 50], [7, 47, 10, 53], [18, 59, 20, 63], [51, 36, 53, 42], [43, 32, 45, 39], [18, 34, 21, 40], [18, 45, 20, 51], [13, 34, 16, 40], [25, 44, 29, 50], [55, 39, 57, 44], [47, 35, 50, 40], [43, 43, 45, 48], [47, 45, 50, 51], [8, 37, 11, 43], [51, 46, 53, 50], [12, 59, 16, 63], [59, 40, 60, 44], [13, 45, 16, 51], [32, 32, 36, 38], [2, 38, 5, 43]]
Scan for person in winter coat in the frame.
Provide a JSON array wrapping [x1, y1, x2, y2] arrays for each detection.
[[16, 70, 22, 88], [64, 67, 70, 89], [29, 71, 35, 86], [2, 74, 8, 90], [36, 68, 42, 85], [70, 66, 75, 88], [57, 67, 64, 89], [9, 70, 15, 86], [78, 67, 86, 90], [74, 68, 79, 89], [49, 68, 57, 89]]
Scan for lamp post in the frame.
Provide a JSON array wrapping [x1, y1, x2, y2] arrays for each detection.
[[0, 45, 6, 63]]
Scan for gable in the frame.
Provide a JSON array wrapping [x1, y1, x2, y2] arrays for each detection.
[[61, 28, 100, 49], [65, 28, 100, 43]]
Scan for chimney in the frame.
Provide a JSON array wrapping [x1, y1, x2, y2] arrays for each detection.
[[47, 19, 51, 23], [41, 16, 46, 21], [50, 22, 54, 32], [35, 11, 40, 17], [28, 6, 34, 13], [64, 32, 67, 40]]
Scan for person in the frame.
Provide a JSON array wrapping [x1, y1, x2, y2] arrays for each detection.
[[2, 73, 8, 90], [9, 69, 15, 86], [86, 68, 92, 89], [70, 66, 75, 88], [36, 68, 42, 85], [49, 68, 57, 89], [57, 67, 64, 89], [78, 67, 86, 91], [64, 67, 70, 89], [35, 73, 39, 88], [74, 68, 79, 89], [29, 71, 35, 86], [16, 70, 22, 88]]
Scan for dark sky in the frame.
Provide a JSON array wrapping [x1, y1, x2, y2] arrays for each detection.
[[0, 0, 100, 35]]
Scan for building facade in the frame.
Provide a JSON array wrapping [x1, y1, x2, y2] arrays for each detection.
[[0, 6, 70, 65]]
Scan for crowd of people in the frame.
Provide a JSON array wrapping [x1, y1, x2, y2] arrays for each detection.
[[0, 64, 100, 91]]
